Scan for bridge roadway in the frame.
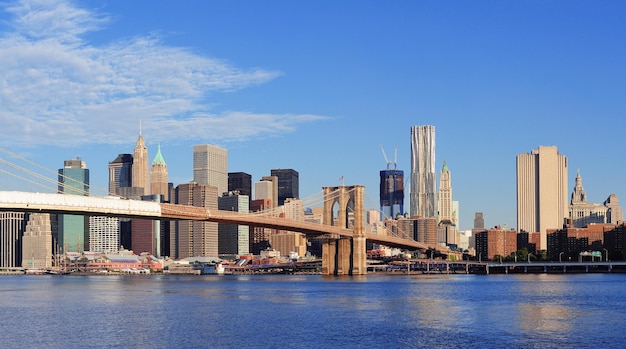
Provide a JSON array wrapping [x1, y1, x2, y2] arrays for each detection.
[[0, 191, 442, 253]]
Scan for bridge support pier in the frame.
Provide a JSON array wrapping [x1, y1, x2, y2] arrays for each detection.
[[320, 185, 367, 275]]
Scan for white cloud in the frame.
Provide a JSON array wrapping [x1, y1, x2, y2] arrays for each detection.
[[0, 0, 327, 147]]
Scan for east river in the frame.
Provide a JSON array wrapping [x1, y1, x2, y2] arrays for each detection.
[[1, 273, 625, 348]]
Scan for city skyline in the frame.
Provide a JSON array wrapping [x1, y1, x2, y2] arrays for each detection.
[[1, 1, 625, 231]]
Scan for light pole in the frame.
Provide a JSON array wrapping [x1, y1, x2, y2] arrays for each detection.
[[528, 253, 533, 263], [559, 252, 564, 263], [603, 249, 609, 262]]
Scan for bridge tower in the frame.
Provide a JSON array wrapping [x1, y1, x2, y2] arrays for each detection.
[[321, 185, 366, 275]]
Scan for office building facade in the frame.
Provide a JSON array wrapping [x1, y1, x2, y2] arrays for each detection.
[[132, 131, 149, 196], [379, 169, 404, 220], [58, 158, 89, 253], [193, 144, 228, 196], [516, 145, 568, 250], [270, 169, 299, 206], [410, 125, 437, 219]]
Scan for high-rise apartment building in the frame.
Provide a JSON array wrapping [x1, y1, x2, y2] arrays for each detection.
[[58, 158, 89, 253], [270, 169, 299, 206], [132, 130, 149, 196], [193, 144, 228, 196], [150, 144, 169, 202], [517, 145, 568, 250], [410, 125, 437, 219], [379, 168, 404, 220]]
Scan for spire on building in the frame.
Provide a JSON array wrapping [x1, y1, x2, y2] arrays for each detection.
[[571, 168, 587, 205], [152, 144, 166, 165]]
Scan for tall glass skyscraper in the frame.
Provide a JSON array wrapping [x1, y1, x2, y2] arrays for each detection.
[[410, 125, 437, 219], [58, 158, 89, 253], [379, 169, 404, 220]]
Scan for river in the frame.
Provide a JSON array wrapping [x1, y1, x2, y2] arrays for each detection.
[[1, 273, 624, 348]]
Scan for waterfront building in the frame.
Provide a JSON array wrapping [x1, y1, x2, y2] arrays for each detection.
[[228, 172, 252, 198], [58, 158, 89, 253], [174, 182, 219, 259], [1, 212, 27, 267], [258, 176, 278, 208], [517, 231, 540, 254], [132, 129, 149, 196], [271, 169, 299, 206], [517, 145, 568, 250], [218, 192, 250, 257], [475, 226, 517, 261], [546, 223, 617, 261], [193, 144, 228, 197], [410, 125, 437, 219], [89, 216, 119, 253], [150, 144, 169, 202], [21, 213, 53, 268]]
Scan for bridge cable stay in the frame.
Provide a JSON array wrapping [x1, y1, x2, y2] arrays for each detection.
[[0, 147, 110, 196]]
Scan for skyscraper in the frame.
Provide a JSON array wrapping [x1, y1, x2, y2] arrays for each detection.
[[228, 172, 252, 197], [150, 144, 169, 202], [1, 212, 27, 268], [410, 125, 436, 219], [193, 144, 228, 196], [108, 153, 133, 196], [218, 192, 250, 256], [21, 213, 53, 268], [379, 168, 404, 220], [174, 182, 219, 258], [517, 145, 568, 250], [58, 158, 89, 253], [438, 161, 452, 223], [132, 130, 149, 195], [270, 169, 299, 206]]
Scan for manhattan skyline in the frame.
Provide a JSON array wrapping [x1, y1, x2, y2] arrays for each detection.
[[0, 0, 625, 231]]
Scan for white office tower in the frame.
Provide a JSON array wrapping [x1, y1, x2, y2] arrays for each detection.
[[410, 125, 437, 219], [193, 144, 228, 196], [89, 216, 120, 253]]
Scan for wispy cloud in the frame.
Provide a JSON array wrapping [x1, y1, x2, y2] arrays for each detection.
[[0, 0, 327, 147]]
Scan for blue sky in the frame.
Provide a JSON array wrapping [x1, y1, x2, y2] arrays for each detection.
[[0, 0, 625, 231]]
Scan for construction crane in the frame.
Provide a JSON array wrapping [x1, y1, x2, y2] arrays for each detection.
[[380, 144, 391, 169], [379, 144, 397, 170]]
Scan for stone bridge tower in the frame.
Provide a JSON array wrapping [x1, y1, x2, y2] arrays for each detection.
[[321, 185, 366, 275]]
